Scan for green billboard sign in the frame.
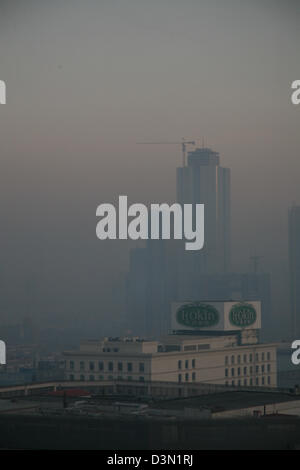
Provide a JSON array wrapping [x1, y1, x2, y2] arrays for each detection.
[[176, 302, 220, 328], [229, 303, 257, 327]]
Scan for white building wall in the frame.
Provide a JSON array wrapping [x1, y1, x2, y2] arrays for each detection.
[[63, 339, 277, 388]]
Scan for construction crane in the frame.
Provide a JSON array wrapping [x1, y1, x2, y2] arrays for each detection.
[[136, 138, 197, 166]]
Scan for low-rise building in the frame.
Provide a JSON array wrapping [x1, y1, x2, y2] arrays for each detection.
[[63, 300, 278, 387], [63, 336, 277, 387]]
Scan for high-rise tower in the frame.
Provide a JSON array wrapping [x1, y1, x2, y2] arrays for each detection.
[[177, 147, 230, 274]]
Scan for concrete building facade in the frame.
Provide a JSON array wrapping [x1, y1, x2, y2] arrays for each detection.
[[63, 334, 277, 388]]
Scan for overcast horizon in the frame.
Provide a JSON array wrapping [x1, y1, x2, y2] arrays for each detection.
[[0, 0, 299, 339]]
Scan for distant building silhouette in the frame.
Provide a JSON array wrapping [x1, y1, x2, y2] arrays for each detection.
[[177, 147, 230, 274], [289, 205, 300, 337], [126, 147, 271, 340]]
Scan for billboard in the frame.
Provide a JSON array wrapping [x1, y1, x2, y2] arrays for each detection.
[[171, 300, 261, 332]]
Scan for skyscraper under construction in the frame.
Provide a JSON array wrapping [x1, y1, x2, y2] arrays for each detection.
[[177, 147, 231, 275]]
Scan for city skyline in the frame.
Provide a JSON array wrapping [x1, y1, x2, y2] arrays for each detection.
[[0, 0, 299, 342], [0, 0, 300, 451]]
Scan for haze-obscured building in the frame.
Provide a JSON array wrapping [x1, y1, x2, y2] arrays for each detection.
[[64, 300, 277, 388], [289, 205, 300, 338], [125, 146, 272, 339], [177, 147, 230, 274]]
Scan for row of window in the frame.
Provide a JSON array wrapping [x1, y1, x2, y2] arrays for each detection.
[[226, 376, 272, 387], [178, 372, 196, 383], [178, 359, 196, 370], [183, 344, 210, 351], [225, 364, 271, 377], [69, 374, 145, 382], [68, 374, 272, 386], [69, 360, 145, 373], [225, 352, 271, 366]]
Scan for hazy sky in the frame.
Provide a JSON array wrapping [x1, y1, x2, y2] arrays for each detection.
[[0, 0, 299, 335]]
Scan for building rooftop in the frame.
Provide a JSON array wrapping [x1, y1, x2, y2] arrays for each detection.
[[187, 147, 220, 167], [152, 391, 300, 413]]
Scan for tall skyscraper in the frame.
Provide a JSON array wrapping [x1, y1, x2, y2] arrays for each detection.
[[289, 205, 300, 338], [125, 146, 272, 340], [177, 147, 231, 275]]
